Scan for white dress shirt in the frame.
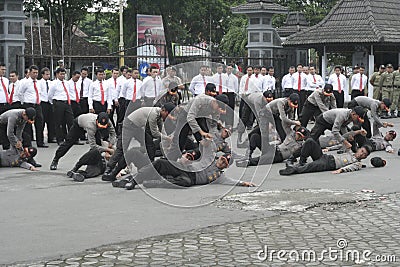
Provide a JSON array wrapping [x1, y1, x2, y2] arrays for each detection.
[[306, 74, 325, 91], [48, 79, 74, 103], [8, 80, 21, 103], [252, 74, 264, 91], [107, 77, 120, 101], [239, 74, 260, 94], [225, 73, 239, 93], [351, 73, 368, 91], [327, 74, 347, 92], [0, 76, 10, 104], [37, 78, 51, 102], [140, 76, 163, 98], [67, 79, 81, 102], [121, 78, 143, 101], [212, 73, 228, 93], [292, 72, 308, 91], [116, 75, 127, 99], [263, 74, 276, 92], [78, 77, 93, 98], [19, 77, 41, 104], [189, 74, 212, 95], [281, 73, 294, 89], [88, 80, 112, 109]]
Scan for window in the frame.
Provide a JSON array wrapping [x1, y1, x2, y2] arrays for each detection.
[[263, 33, 272, 43], [262, 17, 271, 25], [249, 50, 260, 66], [8, 4, 22, 11], [0, 4, 4, 11], [0, 45, 4, 65], [249, 33, 260, 43], [0, 22, 3, 34], [8, 22, 22, 34], [8, 46, 23, 72], [249, 18, 260, 25]]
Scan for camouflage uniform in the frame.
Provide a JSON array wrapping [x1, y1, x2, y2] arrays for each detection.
[[379, 71, 395, 113], [393, 70, 400, 113], [370, 71, 384, 100]]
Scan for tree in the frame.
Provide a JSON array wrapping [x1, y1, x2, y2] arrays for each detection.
[[23, 0, 112, 55], [219, 16, 248, 57]]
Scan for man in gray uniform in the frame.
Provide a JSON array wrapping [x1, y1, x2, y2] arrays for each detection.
[[50, 112, 116, 170], [0, 147, 39, 170], [279, 138, 371, 175], [300, 84, 336, 127], [348, 96, 393, 138], [349, 123, 396, 153], [310, 107, 366, 149], [0, 108, 36, 150]]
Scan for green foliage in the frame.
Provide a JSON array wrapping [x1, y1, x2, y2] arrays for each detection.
[[219, 16, 248, 57]]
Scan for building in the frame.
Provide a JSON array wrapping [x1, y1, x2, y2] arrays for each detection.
[[0, 0, 25, 75]]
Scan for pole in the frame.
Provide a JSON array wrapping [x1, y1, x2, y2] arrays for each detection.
[[49, 6, 54, 79], [29, 12, 34, 65], [37, 13, 43, 56], [119, 0, 125, 67], [61, 5, 64, 63], [322, 46, 327, 80]]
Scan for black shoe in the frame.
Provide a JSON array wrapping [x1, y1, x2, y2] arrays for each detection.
[[391, 114, 397, 118], [112, 178, 130, 188], [72, 172, 85, 182], [28, 158, 42, 167], [125, 176, 137, 190], [48, 139, 57, 143], [67, 171, 74, 178], [37, 144, 49, 148], [102, 173, 116, 182], [279, 166, 297, 176], [50, 160, 58, 170], [74, 141, 84, 145], [104, 166, 112, 176]]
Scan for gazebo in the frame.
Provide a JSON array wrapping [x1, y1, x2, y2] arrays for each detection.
[[284, 0, 400, 95]]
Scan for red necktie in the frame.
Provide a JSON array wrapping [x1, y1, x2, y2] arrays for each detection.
[[61, 81, 71, 105], [1, 77, 9, 104], [132, 79, 137, 101], [74, 82, 80, 103], [219, 74, 222, 94], [100, 81, 105, 105], [298, 73, 301, 92], [255, 74, 258, 78], [203, 76, 206, 88], [33, 80, 40, 104], [337, 76, 342, 94], [9, 84, 14, 104], [313, 75, 316, 83], [359, 74, 363, 91], [114, 78, 117, 89], [244, 76, 249, 91]]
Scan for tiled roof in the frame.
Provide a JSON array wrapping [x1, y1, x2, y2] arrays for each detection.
[[25, 26, 109, 56], [232, 0, 287, 14], [277, 12, 309, 38], [284, 0, 400, 46]]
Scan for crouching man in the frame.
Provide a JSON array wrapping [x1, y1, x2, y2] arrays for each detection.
[[279, 138, 371, 175]]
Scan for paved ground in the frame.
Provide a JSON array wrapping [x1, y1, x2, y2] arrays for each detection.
[[1, 118, 400, 266]]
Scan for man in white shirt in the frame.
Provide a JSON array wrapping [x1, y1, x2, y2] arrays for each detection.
[[38, 67, 56, 143], [261, 66, 267, 76], [281, 66, 295, 97], [252, 66, 264, 91], [19, 65, 46, 148], [224, 63, 239, 127], [327, 65, 347, 108], [78, 67, 92, 115], [120, 68, 143, 113], [212, 63, 227, 95], [89, 69, 112, 114], [306, 66, 324, 94], [140, 66, 162, 107], [68, 70, 82, 118], [106, 68, 120, 128], [116, 66, 129, 124], [350, 66, 368, 99], [263, 67, 276, 95], [0, 63, 11, 116], [189, 65, 212, 96], [292, 64, 308, 117], [8, 70, 22, 109], [48, 68, 75, 145]]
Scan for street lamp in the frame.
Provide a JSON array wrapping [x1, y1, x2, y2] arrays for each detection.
[[119, 0, 125, 67]]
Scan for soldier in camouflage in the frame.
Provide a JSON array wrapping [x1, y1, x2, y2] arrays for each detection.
[[369, 65, 386, 100], [379, 64, 396, 117]]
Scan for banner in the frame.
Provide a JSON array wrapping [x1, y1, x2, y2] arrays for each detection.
[[137, 14, 167, 71]]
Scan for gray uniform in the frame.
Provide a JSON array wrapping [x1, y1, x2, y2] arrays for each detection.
[[246, 92, 267, 117], [0, 109, 27, 148], [0, 149, 33, 170], [322, 109, 352, 142], [334, 152, 362, 172], [266, 98, 297, 136], [278, 132, 302, 159], [126, 107, 163, 139], [307, 89, 337, 112], [354, 96, 383, 128], [185, 94, 219, 134]]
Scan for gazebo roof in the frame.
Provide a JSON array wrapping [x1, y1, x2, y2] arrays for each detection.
[[284, 0, 400, 47], [231, 0, 287, 14], [277, 12, 309, 38]]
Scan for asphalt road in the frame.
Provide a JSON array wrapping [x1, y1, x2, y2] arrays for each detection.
[[1, 118, 400, 265]]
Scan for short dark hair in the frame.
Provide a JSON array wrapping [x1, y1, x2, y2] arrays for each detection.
[[9, 70, 18, 76], [112, 67, 119, 72], [120, 66, 128, 72], [149, 66, 159, 72], [228, 63, 235, 68], [24, 68, 29, 74], [95, 68, 105, 74], [200, 65, 208, 69], [246, 65, 253, 71], [40, 67, 50, 75], [81, 67, 89, 72], [126, 69, 133, 73], [334, 65, 342, 71], [72, 70, 81, 76], [268, 66, 274, 71], [55, 68, 66, 74], [254, 65, 261, 70], [29, 65, 39, 71], [0, 63, 5, 67], [297, 64, 303, 68], [361, 145, 372, 155]]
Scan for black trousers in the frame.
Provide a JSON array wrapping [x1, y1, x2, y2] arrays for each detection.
[[74, 149, 106, 178], [41, 101, 56, 141], [54, 119, 85, 160], [300, 101, 322, 127], [346, 100, 372, 138], [117, 98, 126, 124], [310, 114, 333, 144], [10, 102, 22, 109], [333, 91, 344, 108], [53, 100, 74, 143], [222, 92, 235, 127], [123, 120, 158, 162], [238, 99, 254, 134], [22, 103, 44, 146], [71, 101, 82, 118], [296, 90, 307, 117], [133, 158, 195, 187], [351, 90, 364, 100], [93, 101, 108, 114], [0, 103, 10, 149], [80, 97, 89, 114], [143, 97, 155, 107]]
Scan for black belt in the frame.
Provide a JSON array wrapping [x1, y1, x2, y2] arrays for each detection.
[[0, 103, 9, 106], [54, 99, 70, 104]]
